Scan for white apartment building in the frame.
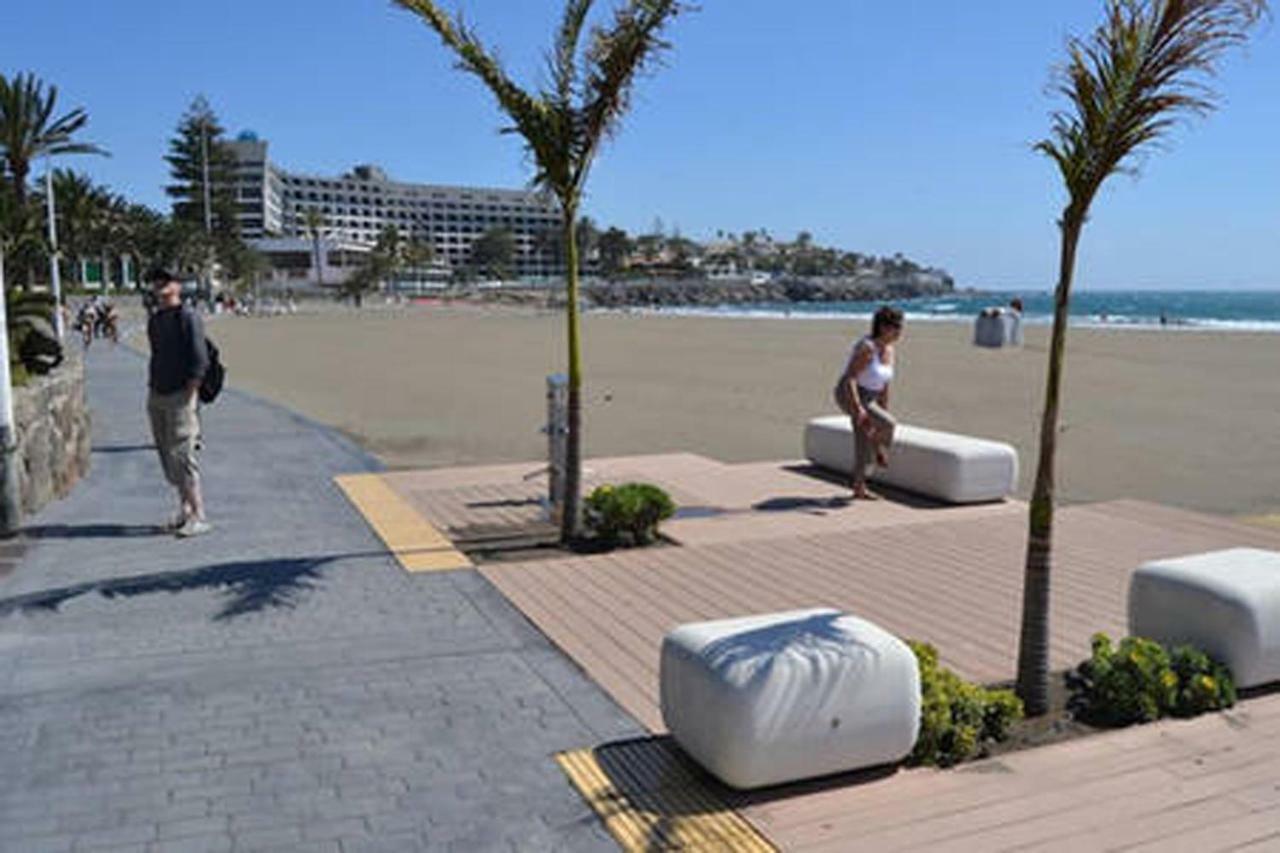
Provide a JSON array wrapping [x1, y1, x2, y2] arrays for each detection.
[[226, 134, 562, 281]]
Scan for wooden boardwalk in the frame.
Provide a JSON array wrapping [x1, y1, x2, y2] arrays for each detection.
[[356, 454, 1280, 850], [742, 689, 1280, 851], [480, 498, 1280, 733]]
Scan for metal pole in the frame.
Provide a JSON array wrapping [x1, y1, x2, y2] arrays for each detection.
[[201, 122, 212, 235], [0, 248, 23, 535], [44, 161, 64, 340], [546, 373, 568, 524]]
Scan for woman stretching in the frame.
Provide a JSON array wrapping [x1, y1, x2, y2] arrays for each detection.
[[834, 306, 903, 500]]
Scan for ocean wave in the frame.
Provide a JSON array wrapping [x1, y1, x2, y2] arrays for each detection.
[[594, 305, 1280, 333]]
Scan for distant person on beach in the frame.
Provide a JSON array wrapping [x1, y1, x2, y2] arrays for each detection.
[[146, 268, 212, 538], [834, 305, 902, 500], [1009, 297, 1024, 315]]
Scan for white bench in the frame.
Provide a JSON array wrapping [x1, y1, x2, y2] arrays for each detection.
[[1129, 548, 1280, 689], [804, 416, 1018, 504], [660, 608, 920, 790]]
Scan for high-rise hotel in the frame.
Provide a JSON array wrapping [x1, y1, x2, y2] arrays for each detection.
[[227, 134, 562, 282]]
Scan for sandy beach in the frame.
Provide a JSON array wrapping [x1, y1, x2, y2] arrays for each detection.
[[204, 305, 1279, 517]]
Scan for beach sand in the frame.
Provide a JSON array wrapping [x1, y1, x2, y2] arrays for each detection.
[[206, 305, 1279, 517]]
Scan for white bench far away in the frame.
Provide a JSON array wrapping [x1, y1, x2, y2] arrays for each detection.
[[660, 608, 920, 790], [804, 416, 1018, 504], [1130, 548, 1280, 689]]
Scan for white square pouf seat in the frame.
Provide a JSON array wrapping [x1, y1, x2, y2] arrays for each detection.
[[804, 416, 1018, 504], [1129, 548, 1280, 689], [659, 608, 920, 790]]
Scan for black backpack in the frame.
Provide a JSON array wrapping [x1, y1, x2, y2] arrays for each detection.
[[199, 338, 226, 404]]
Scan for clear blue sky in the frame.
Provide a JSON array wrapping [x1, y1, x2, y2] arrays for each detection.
[[4, 0, 1277, 290]]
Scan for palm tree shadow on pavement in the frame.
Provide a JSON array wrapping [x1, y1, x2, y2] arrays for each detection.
[[0, 551, 386, 621], [24, 523, 166, 539]]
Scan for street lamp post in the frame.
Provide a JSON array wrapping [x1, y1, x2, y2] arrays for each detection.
[[44, 160, 64, 340], [0, 247, 22, 535]]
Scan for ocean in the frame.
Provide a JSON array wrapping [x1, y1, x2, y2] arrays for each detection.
[[640, 290, 1280, 333]]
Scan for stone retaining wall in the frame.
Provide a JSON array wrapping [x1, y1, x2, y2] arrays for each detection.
[[13, 358, 91, 515]]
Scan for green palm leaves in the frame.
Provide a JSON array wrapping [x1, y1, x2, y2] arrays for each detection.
[[0, 72, 105, 209], [395, 0, 688, 540]]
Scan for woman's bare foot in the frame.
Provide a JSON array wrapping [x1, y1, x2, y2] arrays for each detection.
[[853, 486, 878, 501]]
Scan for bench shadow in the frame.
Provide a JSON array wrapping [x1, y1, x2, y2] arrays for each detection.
[[0, 551, 385, 621], [92, 444, 155, 455], [779, 463, 954, 509]]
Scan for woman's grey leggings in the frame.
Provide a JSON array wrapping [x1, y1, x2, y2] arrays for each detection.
[[834, 383, 897, 488]]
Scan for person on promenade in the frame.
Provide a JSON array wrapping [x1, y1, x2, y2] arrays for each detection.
[[833, 305, 903, 500], [146, 268, 212, 537]]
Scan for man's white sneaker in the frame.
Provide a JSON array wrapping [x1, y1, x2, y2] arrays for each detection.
[[175, 518, 212, 538]]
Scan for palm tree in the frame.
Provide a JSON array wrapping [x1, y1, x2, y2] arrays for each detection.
[[1015, 0, 1266, 716], [50, 169, 108, 286], [0, 72, 104, 214], [302, 207, 327, 287], [395, 0, 689, 542]]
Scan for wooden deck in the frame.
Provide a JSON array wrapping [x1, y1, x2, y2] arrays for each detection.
[[740, 689, 1280, 851], [367, 454, 1280, 850], [480, 498, 1280, 733], [380, 452, 1022, 548], [476, 497, 1280, 851]]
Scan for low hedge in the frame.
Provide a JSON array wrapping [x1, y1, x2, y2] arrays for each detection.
[[1067, 633, 1236, 727], [584, 482, 676, 546], [908, 640, 1023, 767]]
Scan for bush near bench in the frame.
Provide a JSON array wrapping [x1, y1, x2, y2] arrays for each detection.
[[584, 483, 676, 546], [907, 640, 1024, 767], [1067, 633, 1236, 727]]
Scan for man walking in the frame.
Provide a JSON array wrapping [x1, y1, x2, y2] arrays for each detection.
[[146, 268, 211, 537]]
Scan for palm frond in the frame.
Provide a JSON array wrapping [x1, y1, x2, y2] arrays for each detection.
[[576, 0, 688, 191], [394, 1, 566, 187], [552, 0, 595, 105], [1040, 0, 1266, 213]]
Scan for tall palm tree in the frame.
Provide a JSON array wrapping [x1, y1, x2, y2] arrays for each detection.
[[302, 207, 327, 287], [394, 0, 689, 542], [50, 169, 108, 286], [1016, 0, 1266, 716], [0, 72, 104, 213]]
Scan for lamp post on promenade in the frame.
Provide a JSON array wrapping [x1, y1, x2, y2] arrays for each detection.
[[44, 158, 64, 340], [0, 246, 22, 535]]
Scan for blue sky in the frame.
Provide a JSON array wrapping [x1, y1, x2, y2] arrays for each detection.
[[3, 0, 1277, 290]]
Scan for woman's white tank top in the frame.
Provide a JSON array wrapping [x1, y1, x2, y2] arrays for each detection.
[[852, 337, 894, 392]]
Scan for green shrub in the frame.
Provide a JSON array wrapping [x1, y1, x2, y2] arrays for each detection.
[[583, 482, 676, 546], [1068, 633, 1235, 727], [907, 640, 1023, 767], [7, 291, 63, 376]]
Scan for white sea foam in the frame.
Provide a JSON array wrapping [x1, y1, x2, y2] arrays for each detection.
[[594, 306, 1280, 333]]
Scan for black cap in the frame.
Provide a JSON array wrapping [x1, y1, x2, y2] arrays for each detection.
[[146, 267, 178, 286]]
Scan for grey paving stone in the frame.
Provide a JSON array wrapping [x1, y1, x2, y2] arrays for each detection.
[[0, 347, 637, 853]]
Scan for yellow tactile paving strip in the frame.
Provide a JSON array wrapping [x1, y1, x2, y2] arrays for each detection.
[[556, 738, 776, 852], [335, 474, 473, 572]]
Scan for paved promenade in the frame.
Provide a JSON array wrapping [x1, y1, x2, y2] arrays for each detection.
[[0, 346, 641, 852]]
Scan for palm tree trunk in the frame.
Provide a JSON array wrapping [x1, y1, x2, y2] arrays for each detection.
[[560, 203, 583, 544], [1016, 209, 1083, 716]]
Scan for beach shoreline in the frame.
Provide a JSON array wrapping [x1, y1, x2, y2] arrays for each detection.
[[202, 303, 1279, 518]]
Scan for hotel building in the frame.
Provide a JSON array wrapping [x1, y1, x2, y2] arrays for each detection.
[[226, 135, 562, 283]]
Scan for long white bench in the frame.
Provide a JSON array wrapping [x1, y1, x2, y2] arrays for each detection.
[[804, 416, 1018, 504], [660, 608, 921, 790], [1129, 548, 1280, 689]]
